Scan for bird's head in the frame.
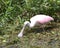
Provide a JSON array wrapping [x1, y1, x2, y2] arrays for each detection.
[[18, 21, 30, 38], [24, 21, 30, 26]]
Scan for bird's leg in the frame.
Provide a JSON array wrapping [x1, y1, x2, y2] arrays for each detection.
[[42, 24, 46, 32]]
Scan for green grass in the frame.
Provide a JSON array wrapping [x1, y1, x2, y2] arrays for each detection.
[[0, 0, 60, 48], [0, 22, 60, 48]]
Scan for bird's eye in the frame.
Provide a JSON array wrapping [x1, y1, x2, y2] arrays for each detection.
[[29, 20, 31, 23]]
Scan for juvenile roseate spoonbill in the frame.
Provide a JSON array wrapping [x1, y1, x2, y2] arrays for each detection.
[[18, 14, 54, 37]]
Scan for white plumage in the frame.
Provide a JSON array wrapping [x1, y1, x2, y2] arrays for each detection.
[[18, 14, 54, 37]]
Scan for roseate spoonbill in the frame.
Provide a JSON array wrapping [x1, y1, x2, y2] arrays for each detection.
[[18, 14, 54, 37]]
